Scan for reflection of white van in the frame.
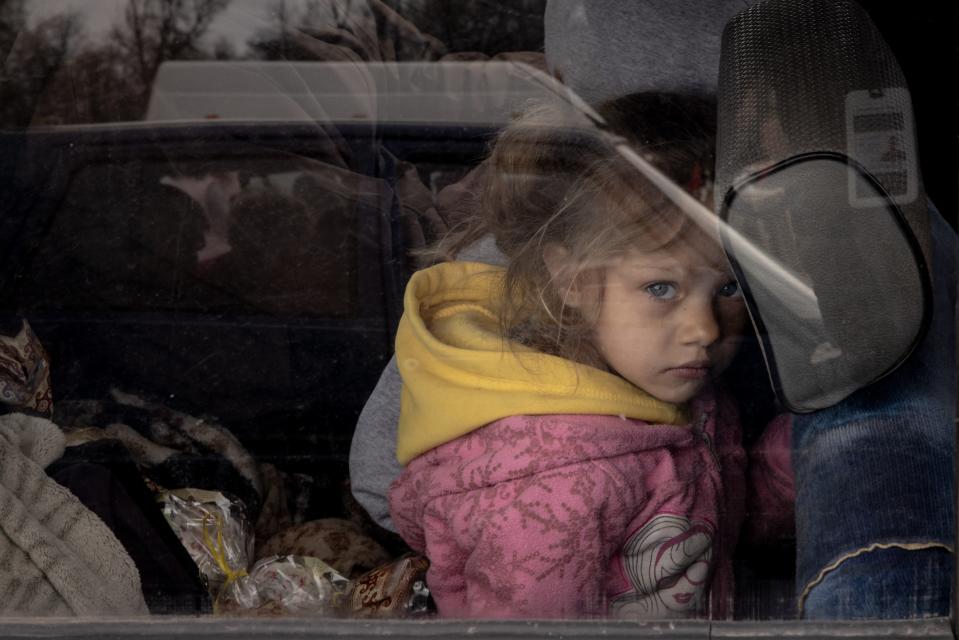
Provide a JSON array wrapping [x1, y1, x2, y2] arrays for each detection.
[[145, 61, 568, 126]]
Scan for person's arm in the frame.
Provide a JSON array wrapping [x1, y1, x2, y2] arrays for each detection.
[[436, 462, 632, 618], [459, 471, 618, 618], [745, 413, 795, 543], [348, 355, 405, 532], [390, 452, 629, 618], [349, 229, 506, 531]]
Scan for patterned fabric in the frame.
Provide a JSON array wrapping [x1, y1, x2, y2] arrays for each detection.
[[0, 320, 52, 416], [389, 392, 749, 619], [258, 518, 392, 579], [348, 554, 432, 617]]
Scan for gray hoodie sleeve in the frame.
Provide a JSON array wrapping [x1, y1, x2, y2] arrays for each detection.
[[349, 234, 507, 531], [349, 354, 405, 531]]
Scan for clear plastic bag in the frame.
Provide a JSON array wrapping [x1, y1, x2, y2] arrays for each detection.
[[217, 555, 352, 617], [159, 488, 253, 599]]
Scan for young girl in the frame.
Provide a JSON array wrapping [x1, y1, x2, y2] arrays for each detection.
[[387, 93, 791, 619]]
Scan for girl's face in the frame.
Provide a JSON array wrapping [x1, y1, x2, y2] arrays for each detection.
[[589, 226, 747, 404]]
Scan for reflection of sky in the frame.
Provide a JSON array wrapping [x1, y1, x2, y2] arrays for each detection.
[[24, 0, 302, 54]]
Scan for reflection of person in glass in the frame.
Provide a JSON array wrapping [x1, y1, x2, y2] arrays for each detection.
[[879, 134, 906, 163], [612, 515, 714, 618]]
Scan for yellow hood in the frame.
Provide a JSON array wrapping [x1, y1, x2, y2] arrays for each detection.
[[395, 261, 687, 464]]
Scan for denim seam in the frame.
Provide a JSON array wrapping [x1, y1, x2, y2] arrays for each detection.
[[797, 541, 955, 616]]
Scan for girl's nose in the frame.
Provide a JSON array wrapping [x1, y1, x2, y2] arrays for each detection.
[[679, 298, 721, 347]]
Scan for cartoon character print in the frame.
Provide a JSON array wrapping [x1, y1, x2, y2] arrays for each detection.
[[611, 514, 715, 618]]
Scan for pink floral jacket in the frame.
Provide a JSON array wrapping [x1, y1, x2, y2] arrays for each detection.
[[389, 392, 793, 619]]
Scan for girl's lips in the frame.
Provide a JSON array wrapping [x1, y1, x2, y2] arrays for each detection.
[[672, 592, 693, 605], [667, 366, 711, 380]]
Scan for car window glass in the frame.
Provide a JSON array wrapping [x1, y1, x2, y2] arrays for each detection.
[[0, 0, 954, 627]]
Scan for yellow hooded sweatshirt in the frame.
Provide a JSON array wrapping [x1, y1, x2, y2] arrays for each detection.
[[395, 261, 688, 465]]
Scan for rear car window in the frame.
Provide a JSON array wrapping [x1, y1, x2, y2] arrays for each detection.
[[0, 0, 955, 632]]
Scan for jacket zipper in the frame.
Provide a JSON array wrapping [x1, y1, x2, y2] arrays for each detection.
[[693, 409, 725, 621], [693, 411, 721, 470]]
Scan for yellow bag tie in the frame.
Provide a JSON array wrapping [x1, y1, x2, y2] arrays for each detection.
[[201, 511, 248, 587]]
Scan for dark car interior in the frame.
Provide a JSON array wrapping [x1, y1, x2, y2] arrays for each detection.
[[0, 121, 488, 511], [0, 0, 954, 628]]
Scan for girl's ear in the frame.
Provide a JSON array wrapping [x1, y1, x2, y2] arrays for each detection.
[[542, 243, 586, 309]]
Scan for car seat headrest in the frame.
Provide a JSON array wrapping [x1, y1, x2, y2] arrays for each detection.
[[715, 0, 932, 412]]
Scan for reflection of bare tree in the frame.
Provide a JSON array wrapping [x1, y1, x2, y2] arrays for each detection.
[[111, 0, 231, 103], [211, 35, 238, 61], [57, 47, 141, 124], [1, 0, 232, 128], [0, 8, 83, 128], [0, 0, 26, 62], [0, 0, 549, 128]]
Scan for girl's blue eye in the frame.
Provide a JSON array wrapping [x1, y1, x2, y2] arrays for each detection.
[[718, 280, 742, 298], [645, 282, 677, 299]]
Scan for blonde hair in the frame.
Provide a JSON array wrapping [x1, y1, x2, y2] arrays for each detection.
[[438, 92, 717, 367]]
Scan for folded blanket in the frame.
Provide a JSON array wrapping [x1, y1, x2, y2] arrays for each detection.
[[0, 413, 148, 616]]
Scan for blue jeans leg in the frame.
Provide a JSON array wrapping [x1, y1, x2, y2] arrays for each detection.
[[802, 547, 953, 619], [793, 204, 956, 619]]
